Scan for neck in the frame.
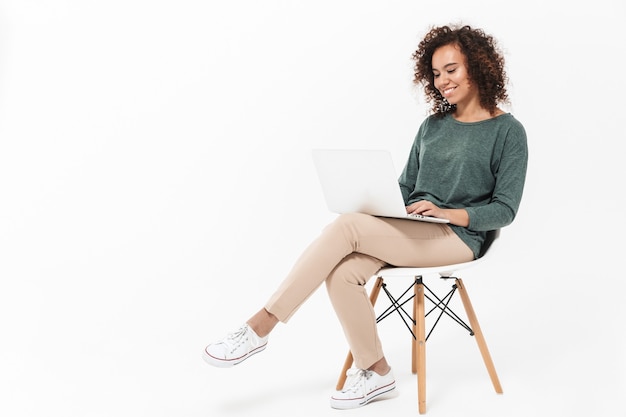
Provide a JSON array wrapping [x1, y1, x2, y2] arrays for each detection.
[[453, 104, 503, 122]]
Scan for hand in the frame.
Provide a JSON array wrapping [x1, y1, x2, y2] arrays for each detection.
[[406, 200, 444, 219], [406, 201, 470, 227]]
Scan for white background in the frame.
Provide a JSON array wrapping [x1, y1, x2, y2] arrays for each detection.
[[1, 1, 624, 416]]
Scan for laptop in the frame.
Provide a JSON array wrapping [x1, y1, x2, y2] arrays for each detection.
[[312, 149, 450, 224]]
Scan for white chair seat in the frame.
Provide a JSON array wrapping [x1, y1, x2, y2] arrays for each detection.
[[377, 257, 485, 278]]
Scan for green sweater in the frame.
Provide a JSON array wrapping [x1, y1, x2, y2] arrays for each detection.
[[398, 113, 528, 258]]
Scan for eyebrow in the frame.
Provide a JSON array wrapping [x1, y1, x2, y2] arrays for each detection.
[[433, 62, 459, 71]]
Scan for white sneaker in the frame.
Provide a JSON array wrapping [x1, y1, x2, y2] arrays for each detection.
[[330, 368, 396, 409], [202, 324, 268, 368]]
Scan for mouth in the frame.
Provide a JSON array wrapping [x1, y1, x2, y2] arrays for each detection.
[[441, 87, 455, 98]]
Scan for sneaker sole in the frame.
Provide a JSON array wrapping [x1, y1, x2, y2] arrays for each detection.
[[202, 342, 268, 368], [329, 381, 396, 409]]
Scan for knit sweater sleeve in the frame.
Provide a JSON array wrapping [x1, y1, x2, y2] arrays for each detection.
[[465, 117, 528, 231]]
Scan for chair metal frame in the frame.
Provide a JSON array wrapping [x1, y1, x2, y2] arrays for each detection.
[[336, 229, 503, 414]]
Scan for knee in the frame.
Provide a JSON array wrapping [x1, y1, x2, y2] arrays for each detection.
[[326, 271, 367, 303], [326, 266, 365, 294], [325, 253, 373, 294]]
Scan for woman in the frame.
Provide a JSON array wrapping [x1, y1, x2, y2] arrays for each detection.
[[202, 24, 528, 410]]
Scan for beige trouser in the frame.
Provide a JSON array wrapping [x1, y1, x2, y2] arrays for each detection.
[[264, 212, 473, 369]]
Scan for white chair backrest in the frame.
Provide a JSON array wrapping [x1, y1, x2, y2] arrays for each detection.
[[478, 229, 500, 259]]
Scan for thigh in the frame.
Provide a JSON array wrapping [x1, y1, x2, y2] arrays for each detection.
[[339, 213, 474, 267]]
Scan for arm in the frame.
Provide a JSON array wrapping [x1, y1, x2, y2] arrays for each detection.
[[465, 123, 528, 231]]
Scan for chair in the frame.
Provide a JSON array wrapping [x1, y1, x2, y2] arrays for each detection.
[[336, 229, 503, 414]]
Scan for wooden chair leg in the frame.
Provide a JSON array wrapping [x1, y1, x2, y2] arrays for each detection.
[[415, 279, 427, 414], [335, 277, 385, 390], [455, 278, 503, 394], [412, 281, 417, 374]]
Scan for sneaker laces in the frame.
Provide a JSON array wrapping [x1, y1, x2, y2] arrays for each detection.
[[341, 369, 373, 394], [219, 325, 251, 354]]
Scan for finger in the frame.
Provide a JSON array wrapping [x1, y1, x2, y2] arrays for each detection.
[[406, 204, 420, 213]]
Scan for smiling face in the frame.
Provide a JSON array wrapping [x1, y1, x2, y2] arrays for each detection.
[[431, 43, 479, 110]]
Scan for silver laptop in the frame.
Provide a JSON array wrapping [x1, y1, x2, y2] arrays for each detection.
[[312, 149, 449, 223]]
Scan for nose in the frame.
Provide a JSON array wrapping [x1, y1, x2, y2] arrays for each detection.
[[436, 73, 449, 89]]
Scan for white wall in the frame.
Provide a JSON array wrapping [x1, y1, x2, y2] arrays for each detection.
[[0, 1, 624, 416]]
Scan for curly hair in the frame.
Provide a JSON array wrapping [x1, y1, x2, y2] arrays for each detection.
[[412, 24, 508, 117]]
